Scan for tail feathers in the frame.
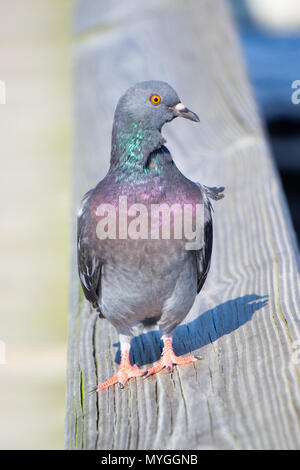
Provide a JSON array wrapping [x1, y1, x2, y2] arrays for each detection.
[[202, 185, 225, 201]]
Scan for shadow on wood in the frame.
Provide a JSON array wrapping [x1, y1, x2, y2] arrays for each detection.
[[118, 294, 269, 367]]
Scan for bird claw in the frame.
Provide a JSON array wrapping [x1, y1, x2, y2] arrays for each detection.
[[146, 338, 200, 377], [92, 361, 147, 392]]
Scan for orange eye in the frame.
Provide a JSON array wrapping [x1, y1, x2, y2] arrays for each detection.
[[150, 94, 161, 105]]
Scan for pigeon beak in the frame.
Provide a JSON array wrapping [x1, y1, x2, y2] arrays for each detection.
[[171, 102, 200, 122]]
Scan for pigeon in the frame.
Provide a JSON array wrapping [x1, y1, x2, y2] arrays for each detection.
[[77, 81, 224, 391]]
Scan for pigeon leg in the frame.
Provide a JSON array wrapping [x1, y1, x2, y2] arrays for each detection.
[[146, 336, 198, 376], [94, 349, 147, 392]]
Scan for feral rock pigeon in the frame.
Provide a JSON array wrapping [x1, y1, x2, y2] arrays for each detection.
[[77, 81, 224, 391]]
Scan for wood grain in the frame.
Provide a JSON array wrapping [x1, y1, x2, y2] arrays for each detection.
[[66, 0, 300, 449]]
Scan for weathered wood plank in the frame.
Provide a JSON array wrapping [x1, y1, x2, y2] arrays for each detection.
[[66, 0, 300, 449]]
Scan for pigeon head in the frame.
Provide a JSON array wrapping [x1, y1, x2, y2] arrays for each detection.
[[110, 81, 199, 169], [114, 80, 199, 131]]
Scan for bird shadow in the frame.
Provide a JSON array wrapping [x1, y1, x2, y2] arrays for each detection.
[[113, 294, 268, 367]]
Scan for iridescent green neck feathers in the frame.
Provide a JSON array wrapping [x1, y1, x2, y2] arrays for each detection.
[[110, 121, 166, 172]]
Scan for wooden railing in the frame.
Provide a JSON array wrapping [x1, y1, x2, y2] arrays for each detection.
[[65, 0, 300, 449]]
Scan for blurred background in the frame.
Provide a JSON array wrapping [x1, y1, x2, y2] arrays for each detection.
[[0, 0, 299, 450], [230, 0, 300, 243], [0, 0, 70, 449]]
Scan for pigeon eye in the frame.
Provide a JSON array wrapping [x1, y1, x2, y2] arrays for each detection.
[[150, 94, 161, 105]]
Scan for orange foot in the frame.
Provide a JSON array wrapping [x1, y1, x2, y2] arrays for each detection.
[[146, 337, 200, 376], [91, 350, 147, 392]]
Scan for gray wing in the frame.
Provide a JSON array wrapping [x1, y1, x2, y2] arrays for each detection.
[[195, 185, 225, 293], [77, 189, 102, 311]]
